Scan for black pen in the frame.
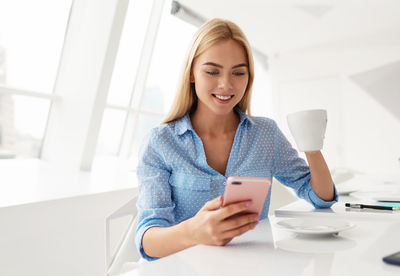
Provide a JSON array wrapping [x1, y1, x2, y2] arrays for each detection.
[[345, 203, 400, 211]]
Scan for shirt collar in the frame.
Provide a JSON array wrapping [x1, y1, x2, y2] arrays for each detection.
[[235, 106, 255, 126], [175, 106, 254, 136], [175, 113, 194, 136]]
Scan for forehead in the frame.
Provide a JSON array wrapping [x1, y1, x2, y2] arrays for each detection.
[[195, 39, 248, 66]]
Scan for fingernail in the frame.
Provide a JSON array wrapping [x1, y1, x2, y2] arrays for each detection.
[[254, 215, 260, 221], [246, 201, 252, 207]]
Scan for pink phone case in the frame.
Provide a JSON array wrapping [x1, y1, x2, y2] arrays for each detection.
[[222, 176, 271, 216]]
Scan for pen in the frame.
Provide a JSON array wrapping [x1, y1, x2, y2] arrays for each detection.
[[345, 203, 400, 211]]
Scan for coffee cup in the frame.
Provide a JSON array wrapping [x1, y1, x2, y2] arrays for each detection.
[[286, 109, 327, 152]]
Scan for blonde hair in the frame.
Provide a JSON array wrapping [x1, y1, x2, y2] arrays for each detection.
[[161, 18, 254, 124]]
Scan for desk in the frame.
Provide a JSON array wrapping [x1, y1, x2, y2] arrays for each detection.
[[0, 159, 137, 208], [275, 199, 400, 220], [124, 202, 400, 276]]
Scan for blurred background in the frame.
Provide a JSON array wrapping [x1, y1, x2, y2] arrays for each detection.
[[0, 0, 399, 178]]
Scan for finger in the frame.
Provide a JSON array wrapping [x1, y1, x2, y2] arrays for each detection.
[[217, 238, 233, 246], [220, 221, 258, 240], [216, 201, 252, 220], [219, 213, 259, 232], [201, 196, 223, 211], [223, 238, 233, 245]]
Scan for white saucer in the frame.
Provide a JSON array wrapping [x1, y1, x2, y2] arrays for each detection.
[[275, 218, 355, 235]]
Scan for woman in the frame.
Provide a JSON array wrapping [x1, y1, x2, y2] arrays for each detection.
[[135, 18, 337, 261]]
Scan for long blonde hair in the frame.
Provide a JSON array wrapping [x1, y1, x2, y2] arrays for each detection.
[[161, 18, 254, 124]]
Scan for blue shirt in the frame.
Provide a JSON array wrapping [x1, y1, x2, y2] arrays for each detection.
[[135, 108, 338, 260]]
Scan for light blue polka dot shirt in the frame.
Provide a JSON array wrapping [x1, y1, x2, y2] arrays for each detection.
[[135, 107, 338, 260]]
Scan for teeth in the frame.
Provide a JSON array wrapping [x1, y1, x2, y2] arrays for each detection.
[[215, 95, 232, 100]]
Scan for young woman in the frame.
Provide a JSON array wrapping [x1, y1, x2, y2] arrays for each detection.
[[135, 18, 337, 261]]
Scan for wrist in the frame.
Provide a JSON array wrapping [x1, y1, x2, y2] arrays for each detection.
[[179, 218, 197, 248], [305, 150, 320, 156]]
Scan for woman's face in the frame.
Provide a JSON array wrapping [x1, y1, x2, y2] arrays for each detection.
[[191, 39, 249, 116]]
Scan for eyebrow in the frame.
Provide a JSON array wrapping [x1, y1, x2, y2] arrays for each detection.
[[202, 62, 248, 69]]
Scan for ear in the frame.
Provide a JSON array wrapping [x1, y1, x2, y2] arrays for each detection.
[[190, 72, 195, 83]]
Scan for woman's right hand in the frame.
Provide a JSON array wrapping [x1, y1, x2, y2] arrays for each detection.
[[185, 196, 259, 246]]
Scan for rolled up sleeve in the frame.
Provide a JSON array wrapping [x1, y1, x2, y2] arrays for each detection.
[[307, 183, 338, 208], [135, 130, 175, 261], [272, 122, 337, 208]]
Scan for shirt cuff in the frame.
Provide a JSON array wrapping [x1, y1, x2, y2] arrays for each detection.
[[135, 219, 171, 261], [308, 183, 338, 208]]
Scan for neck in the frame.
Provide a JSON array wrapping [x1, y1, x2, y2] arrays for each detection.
[[190, 106, 240, 136]]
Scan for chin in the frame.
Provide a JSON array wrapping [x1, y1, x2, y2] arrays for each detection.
[[211, 105, 236, 116], [197, 98, 238, 116]]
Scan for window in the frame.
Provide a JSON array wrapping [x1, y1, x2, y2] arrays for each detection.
[[0, 95, 50, 158], [251, 55, 273, 118], [106, 0, 154, 107], [0, 0, 71, 92], [139, 4, 197, 115], [97, 109, 126, 156], [95, 0, 154, 160], [0, 0, 71, 158], [95, 0, 197, 168], [127, 1, 197, 165]]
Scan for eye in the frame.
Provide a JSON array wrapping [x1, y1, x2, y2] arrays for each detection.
[[206, 71, 219, 75], [233, 71, 246, 76]]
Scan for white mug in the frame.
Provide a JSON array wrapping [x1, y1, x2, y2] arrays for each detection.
[[286, 109, 327, 152]]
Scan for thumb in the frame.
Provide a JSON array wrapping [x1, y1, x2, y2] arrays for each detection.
[[202, 196, 223, 211]]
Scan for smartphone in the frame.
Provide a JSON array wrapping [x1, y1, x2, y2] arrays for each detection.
[[383, 251, 400, 266], [222, 176, 271, 216]]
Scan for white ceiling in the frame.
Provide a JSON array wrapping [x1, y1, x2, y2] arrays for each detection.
[[177, 0, 400, 56]]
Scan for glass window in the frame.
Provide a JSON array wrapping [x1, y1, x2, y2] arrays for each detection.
[[0, 0, 71, 159], [139, 0, 197, 114], [0, 95, 50, 158], [251, 57, 273, 118], [0, 0, 71, 93], [124, 0, 196, 166], [96, 0, 196, 162], [96, 0, 155, 161], [106, 0, 154, 106], [96, 108, 126, 156]]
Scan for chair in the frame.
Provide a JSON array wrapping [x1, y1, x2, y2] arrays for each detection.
[[106, 193, 141, 276]]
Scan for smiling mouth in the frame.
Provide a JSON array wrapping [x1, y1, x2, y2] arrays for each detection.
[[212, 94, 234, 100]]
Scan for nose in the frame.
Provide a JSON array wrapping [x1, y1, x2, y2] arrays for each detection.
[[217, 74, 233, 90]]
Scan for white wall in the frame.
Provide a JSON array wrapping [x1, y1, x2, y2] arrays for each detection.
[[270, 34, 400, 175]]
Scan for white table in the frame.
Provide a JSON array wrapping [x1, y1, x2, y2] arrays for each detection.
[[0, 158, 137, 208], [275, 199, 400, 220], [124, 202, 400, 276]]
